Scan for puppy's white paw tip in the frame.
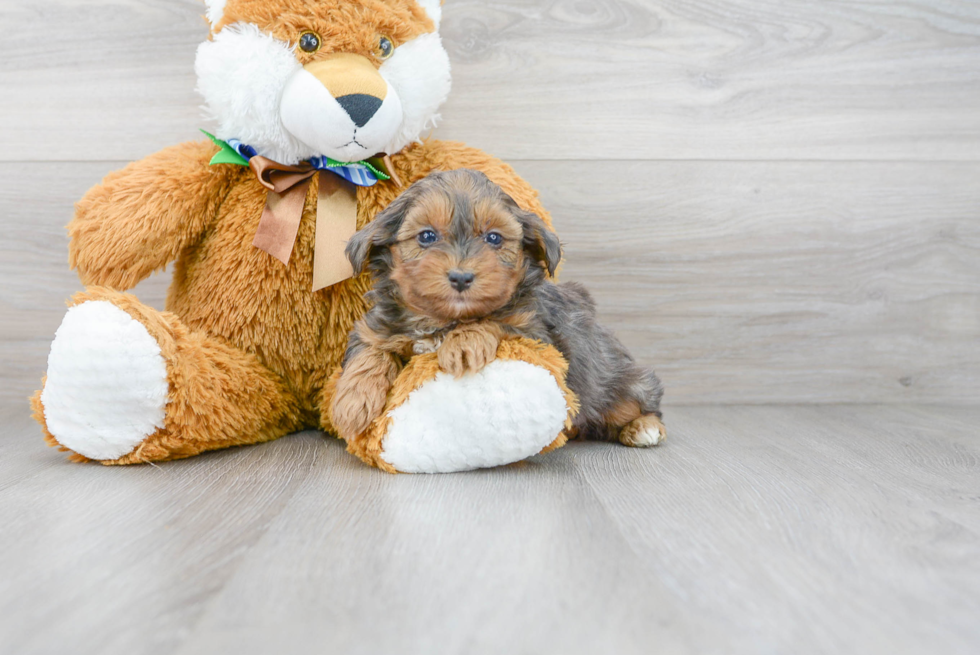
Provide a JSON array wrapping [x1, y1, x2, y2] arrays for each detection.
[[632, 427, 666, 447], [621, 418, 667, 448], [41, 301, 169, 461]]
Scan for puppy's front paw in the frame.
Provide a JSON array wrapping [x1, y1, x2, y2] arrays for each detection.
[[330, 350, 398, 442], [331, 383, 389, 442], [438, 324, 499, 378], [413, 336, 443, 355]]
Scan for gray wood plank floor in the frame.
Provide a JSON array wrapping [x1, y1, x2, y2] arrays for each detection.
[[2, 400, 977, 655]]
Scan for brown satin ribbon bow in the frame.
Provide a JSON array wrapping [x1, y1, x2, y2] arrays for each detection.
[[249, 156, 359, 292]]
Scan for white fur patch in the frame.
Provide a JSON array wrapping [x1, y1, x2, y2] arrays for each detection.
[[195, 23, 311, 165], [380, 31, 452, 155], [416, 0, 442, 29], [380, 360, 568, 474], [40, 302, 169, 461], [205, 0, 226, 26], [280, 71, 404, 163]]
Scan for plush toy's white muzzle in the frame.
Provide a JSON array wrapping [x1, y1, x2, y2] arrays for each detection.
[[280, 55, 404, 163]]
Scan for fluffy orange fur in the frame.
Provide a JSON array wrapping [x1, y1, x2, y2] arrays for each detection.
[[32, 138, 563, 465], [213, 0, 435, 67]]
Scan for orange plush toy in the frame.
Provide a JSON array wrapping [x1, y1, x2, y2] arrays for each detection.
[[31, 0, 575, 473]]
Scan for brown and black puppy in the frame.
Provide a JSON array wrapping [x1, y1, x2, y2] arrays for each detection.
[[331, 169, 666, 448]]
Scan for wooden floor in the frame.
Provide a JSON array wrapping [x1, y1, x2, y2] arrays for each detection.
[[1, 400, 977, 655]]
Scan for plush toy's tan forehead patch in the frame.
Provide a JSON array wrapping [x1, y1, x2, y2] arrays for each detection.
[[216, 0, 435, 65], [306, 54, 389, 100]]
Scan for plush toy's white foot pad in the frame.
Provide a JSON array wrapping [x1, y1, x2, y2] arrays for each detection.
[[380, 360, 569, 474], [41, 301, 169, 461]]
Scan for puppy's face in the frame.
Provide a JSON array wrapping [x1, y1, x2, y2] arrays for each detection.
[[390, 175, 526, 322], [349, 170, 562, 324]]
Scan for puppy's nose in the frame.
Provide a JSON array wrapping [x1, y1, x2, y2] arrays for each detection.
[[448, 270, 476, 292], [336, 94, 383, 128]]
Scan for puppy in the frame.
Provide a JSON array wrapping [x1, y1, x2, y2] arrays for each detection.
[[331, 169, 666, 448]]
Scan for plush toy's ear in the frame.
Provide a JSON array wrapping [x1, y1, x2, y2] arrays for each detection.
[[204, 0, 227, 27], [516, 209, 563, 277], [416, 0, 443, 29], [346, 191, 416, 274]]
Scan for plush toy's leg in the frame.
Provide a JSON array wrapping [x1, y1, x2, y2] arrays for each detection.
[[31, 287, 302, 465], [323, 339, 577, 474]]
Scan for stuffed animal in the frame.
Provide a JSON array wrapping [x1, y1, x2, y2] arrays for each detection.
[[30, 0, 574, 473]]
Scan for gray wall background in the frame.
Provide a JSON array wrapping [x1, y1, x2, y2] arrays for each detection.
[[2, 0, 978, 405]]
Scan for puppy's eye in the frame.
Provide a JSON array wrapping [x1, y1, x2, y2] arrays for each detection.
[[299, 31, 322, 53], [417, 230, 439, 246], [375, 35, 395, 60], [484, 232, 504, 247]]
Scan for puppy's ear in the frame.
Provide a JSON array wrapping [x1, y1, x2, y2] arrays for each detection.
[[346, 191, 414, 274], [516, 209, 562, 277]]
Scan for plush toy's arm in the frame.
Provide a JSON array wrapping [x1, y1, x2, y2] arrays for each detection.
[[69, 140, 241, 290]]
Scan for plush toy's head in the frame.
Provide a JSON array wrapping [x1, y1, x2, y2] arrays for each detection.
[[196, 0, 450, 165]]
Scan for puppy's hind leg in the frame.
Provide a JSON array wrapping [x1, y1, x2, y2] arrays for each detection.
[[620, 414, 667, 448], [607, 368, 666, 448]]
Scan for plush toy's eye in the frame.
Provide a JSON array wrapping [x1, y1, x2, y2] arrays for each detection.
[[375, 35, 395, 60], [299, 31, 322, 53], [484, 232, 504, 247], [417, 230, 439, 246]]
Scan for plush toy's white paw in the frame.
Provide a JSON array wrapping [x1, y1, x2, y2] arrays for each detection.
[[41, 301, 170, 461], [379, 360, 569, 474]]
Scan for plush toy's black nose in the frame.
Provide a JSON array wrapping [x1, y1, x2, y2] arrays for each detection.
[[336, 94, 383, 128], [448, 271, 475, 292]]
